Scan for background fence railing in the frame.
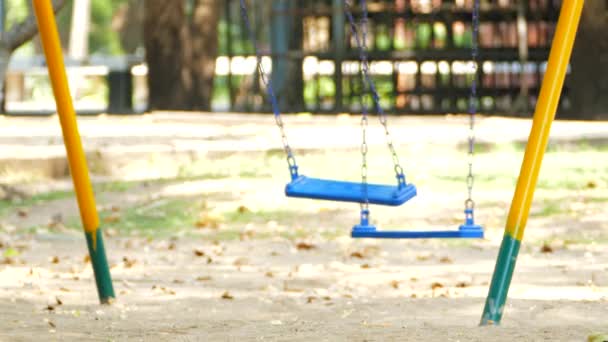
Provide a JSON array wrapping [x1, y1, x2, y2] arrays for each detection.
[[5, 0, 565, 116]]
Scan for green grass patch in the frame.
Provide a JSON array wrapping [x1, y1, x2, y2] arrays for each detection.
[[532, 201, 563, 218], [102, 198, 201, 237], [222, 208, 295, 224]]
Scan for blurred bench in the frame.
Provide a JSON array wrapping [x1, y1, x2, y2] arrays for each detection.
[[6, 55, 146, 115]]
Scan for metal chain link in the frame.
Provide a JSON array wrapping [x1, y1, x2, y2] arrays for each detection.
[[361, 107, 369, 211], [466, 0, 480, 210], [345, 0, 406, 187], [239, 0, 299, 179]]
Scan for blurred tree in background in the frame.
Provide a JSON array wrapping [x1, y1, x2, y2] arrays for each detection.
[[1, 0, 67, 110], [567, 0, 608, 119], [9, 0, 131, 57], [144, 0, 221, 111]]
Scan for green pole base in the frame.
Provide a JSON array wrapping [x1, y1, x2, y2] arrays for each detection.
[[85, 228, 116, 304], [480, 234, 521, 326]]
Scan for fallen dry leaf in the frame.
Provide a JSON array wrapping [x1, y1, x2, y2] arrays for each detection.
[[152, 285, 176, 295], [83, 255, 91, 263], [390, 280, 400, 289], [296, 242, 316, 251], [194, 249, 206, 257], [233, 258, 248, 266], [17, 209, 28, 218], [439, 256, 453, 264], [195, 213, 221, 229], [431, 282, 444, 290], [103, 213, 121, 224], [360, 264, 371, 269], [456, 282, 469, 288], [55, 297, 63, 306], [541, 243, 554, 253], [237, 205, 250, 214], [196, 276, 212, 282], [50, 256, 60, 264], [221, 291, 234, 300], [350, 251, 365, 259], [265, 271, 274, 278], [122, 257, 137, 268], [416, 254, 432, 261]]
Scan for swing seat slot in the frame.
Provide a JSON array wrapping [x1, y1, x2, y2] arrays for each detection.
[[285, 176, 417, 206], [351, 223, 484, 239]]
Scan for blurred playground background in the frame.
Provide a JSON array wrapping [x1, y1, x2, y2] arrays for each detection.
[[0, 0, 607, 341]]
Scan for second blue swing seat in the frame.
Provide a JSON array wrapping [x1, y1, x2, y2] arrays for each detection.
[[285, 175, 417, 206], [351, 208, 484, 239]]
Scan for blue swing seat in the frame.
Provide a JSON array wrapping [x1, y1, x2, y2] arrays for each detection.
[[350, 224, 484, 239], [285, 175, 417, 206], [351, 208, 484, 239]]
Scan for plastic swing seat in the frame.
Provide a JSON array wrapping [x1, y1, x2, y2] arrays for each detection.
[[285, 175, 417, 206], [351, 209, 484, 239]]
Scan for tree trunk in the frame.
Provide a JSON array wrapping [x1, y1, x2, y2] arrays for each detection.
[[566, 0, 608, 119], [0, 44, 9, 113], [113, 0, 144, 54], [0, 0, 67, 113], [144, 0, 221, 111]]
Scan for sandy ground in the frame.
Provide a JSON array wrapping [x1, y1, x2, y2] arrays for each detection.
[[1, 113, 608, 341], [1, 235, 607, 341]]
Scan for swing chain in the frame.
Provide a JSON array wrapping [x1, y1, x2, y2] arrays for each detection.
[[239, 0, 299, 179], [358, 0, 369, 211], [466, 0, 481, 209], [361, 108, 369, 211], [345, 0, 406, 187]]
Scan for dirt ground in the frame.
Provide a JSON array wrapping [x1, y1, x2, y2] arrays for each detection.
[[1, 113, 608, 341]]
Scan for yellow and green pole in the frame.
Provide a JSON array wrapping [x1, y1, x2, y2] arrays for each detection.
[[32, 0, 115, 304], [480, 0, 583, 325]]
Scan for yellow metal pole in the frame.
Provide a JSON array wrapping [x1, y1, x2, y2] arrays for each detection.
[[32, 0, 114, 303], [480, 0, 584, 325]]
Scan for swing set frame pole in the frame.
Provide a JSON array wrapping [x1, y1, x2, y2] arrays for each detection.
[[480, 0, 583, 325], [32, 0, 115, 304]]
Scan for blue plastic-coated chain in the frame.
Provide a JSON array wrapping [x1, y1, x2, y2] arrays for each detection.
[[239, 0, 299, 179], [465, 0, 480, 212], [344, 0, 407, 188]]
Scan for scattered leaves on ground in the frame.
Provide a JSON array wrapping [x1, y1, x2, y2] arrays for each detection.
[[195, 213, 221, 229]]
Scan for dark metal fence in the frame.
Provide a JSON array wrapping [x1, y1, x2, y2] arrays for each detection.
[[216, 0, 565, 115]]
